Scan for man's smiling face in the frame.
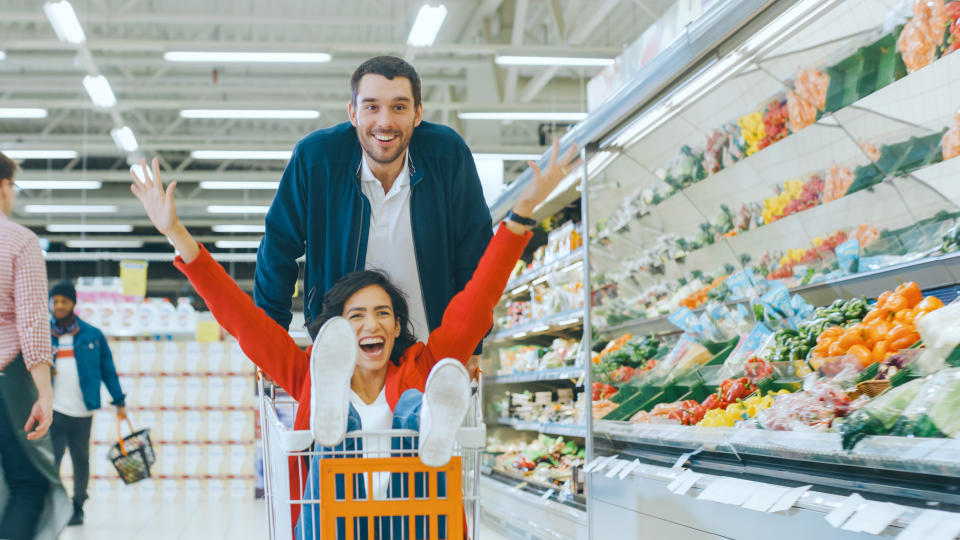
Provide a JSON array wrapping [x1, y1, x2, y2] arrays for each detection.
[[348, 73, 423, 167]]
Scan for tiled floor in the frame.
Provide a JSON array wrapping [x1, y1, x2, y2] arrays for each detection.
[[59, 500, 510, 539]]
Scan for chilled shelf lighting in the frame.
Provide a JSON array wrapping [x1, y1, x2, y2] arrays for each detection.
[[206, 205, 270, 214], [25, 204, 116, 213], [0, 108, 48, 119], [199, 181, 280, 190], [82, 75, 117, 108], [43, 1, 86, 44], [66, 240, 144, 249], [407, 4, 448, 47], [17, 180, 101, 190], [46, 224, 133, 233], [191, 150, 292, 160], [180, 109, 320, 119], [214, 240, 262, 249], [495, 56, 614, 67], [110, 126, 139, 152], [211, 224, 266, 233], [458, 112, 587, 121], [3, 150, 78, 159], [164, 51, 331, 63]]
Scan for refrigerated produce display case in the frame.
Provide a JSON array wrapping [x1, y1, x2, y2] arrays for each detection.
[[483, 0, 960, 538]]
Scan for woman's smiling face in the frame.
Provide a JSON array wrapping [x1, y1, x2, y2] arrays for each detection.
[[343, 284, 400, 371]]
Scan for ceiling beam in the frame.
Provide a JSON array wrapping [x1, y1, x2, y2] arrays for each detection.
[[0, 12, 398, 27]]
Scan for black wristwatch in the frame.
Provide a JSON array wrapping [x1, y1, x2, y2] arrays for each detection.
[[506, 210, 537, 227]]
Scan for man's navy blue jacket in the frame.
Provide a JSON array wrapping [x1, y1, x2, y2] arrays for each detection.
[[254, 121, 494, 336], [50, 317, 125, 411]]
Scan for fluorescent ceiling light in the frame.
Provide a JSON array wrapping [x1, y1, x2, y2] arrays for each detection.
[[474, 153, 542, 161], [110, 126, 138, 152], [129, 163, 154, 184], [495, 56, 614, 67], [46, 224, 133, 233], [43, 1, 86, 44], [180, 109, 320, 119], [207, 205, 270, 214], [199, 181, 279, 190], [191, 150, 292, 160], [458, 112, 587, 121], [164, 51, 331, 63], [211, 224, 266, 233], [215, 240, 262, 249], [24, 204, 116, 213], [0, 108, 48, 119], [2, 150, 78, 159], [82, 75, 117, 108], [407, 4, 448, 47], [17, 180, 101, 190], [66, 240, 144, 249], [0, 51, 5, 60]]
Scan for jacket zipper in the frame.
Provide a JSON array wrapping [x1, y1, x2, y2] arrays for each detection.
[[409, 181, 431, 333]]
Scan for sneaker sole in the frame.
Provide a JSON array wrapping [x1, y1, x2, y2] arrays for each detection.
[[419, 362, 470, 467], [309, 318, 357, 446]]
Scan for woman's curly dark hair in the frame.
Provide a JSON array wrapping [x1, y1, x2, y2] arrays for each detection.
[[306, 270, 418, 366]]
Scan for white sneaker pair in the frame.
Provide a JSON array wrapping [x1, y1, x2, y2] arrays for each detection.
[[308, 317, 471, 467]]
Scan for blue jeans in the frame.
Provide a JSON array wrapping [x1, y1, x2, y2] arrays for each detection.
[[294, 389, 447, 540]]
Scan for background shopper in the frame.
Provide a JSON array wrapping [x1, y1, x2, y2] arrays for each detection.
[[0, 151, 70, 540], [48, 279, 126, 526]]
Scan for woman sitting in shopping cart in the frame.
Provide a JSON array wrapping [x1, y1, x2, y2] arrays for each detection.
[[130, 139, 579, 538]]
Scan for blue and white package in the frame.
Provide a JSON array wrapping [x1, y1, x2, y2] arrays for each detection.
[[835, 238, 860, 275], [726, 269, 760, 300], [668, 306, 698, 332]]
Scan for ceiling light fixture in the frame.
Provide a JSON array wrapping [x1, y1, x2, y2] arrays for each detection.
[[164, 51, 331, 63], [495, 56, 615, 67], [110, 126, 138, 152], [0, 51, 5, 60], [199, 181, 280, 190], [66, 240, 144, 249], [43, 0, 86, 44], [407, 4, 448, 47], [0, 108, 48, 119], [46, 224, 133, 233], [17, 180, 102, 190], [458, 112, 587, 121], [2, 150, 78, 159], [191, 150, 292, 160], [214, 240, 262, 249], [211, 224, 266, 233], [206, 205, 270, 214], [25, 204, 117, 213], [82, 75, 117, 108], [180, 109, 320, 119]]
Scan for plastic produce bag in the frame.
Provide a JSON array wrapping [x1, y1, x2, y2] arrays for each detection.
[[891, 367, 960, 438], [838, 377, 925, 450]]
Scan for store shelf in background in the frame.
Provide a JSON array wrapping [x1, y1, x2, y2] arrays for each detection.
[[491, 310, 583, 342], [482, 469, 586, 509], [495, 418, 585, 438], [91, 440, 255, 446], [486, 365, 584, 385], [504, 248, 584, 298]]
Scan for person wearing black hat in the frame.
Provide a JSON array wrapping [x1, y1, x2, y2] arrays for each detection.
[[48, 279, 126, 526]]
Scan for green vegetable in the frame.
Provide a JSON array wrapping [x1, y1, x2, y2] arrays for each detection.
[[891, 368, 960, 438], [839, 378, 924, 450]]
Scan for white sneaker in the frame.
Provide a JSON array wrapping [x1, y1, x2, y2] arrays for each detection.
[[309, 317, 357, 446], [418, 359, 470, 467]]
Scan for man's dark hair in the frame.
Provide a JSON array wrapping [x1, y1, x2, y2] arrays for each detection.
[[307, 270, 418, 366], [0, 151, 17, 184], [350, 56, 422, 108]]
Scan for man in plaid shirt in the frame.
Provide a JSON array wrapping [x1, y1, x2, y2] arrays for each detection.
[[0, 151, 62, 540]]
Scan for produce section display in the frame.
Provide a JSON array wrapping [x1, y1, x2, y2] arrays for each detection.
[[485, 435, 585, 494]]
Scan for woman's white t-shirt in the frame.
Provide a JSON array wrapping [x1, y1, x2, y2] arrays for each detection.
[[349, 388, 392, 500]]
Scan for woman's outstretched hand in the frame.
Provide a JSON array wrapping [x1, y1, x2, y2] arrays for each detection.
[[509, 139, 583, 227], [129, 157, 201, 263]]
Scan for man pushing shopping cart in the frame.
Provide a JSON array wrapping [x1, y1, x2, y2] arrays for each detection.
[[129, 139, 579, 539]]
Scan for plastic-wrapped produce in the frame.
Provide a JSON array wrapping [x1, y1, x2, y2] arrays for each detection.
[[755, 378, 852, 431], [823, 164, 854, 203], [838, 378, 926, 450], [941, 109, 960, 161], [787, 69, 829, 132], [897, 0, 946, 73], [891, 368, 960, 437]]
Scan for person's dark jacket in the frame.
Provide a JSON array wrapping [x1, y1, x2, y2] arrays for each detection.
[[50, 317, 125, 410], [254, 120, 494, 336]]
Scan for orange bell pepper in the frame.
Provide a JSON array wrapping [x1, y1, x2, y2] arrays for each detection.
[[890, 331, 920, 351], [865, 319, 892, 343], [872, 340, 889, 364], [895, 309, 917, 325], [827, 341, 847, 356], [916, 296, 944, 313], [876, 290, 892, 309], [847, 344, 873, 367], [884, 293, 909, 313], [836, 327, 864, 349], [896, 282, 922, 308]]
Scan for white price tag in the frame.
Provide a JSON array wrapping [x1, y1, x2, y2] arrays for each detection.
[[768, 485, 812, 513], [898, 510, 960, 540], [583, 455, 615, 474], [618, 460, 641, 480], [540, 489, 556, 501], [825, 493, 866, 528], [841, 502, 904, 535], [697, 478, 755, 506], [667, 470, 702, 495], [741, 483, 790, 513], [605, 459, 628, 478], [672, 446, 703, 469]]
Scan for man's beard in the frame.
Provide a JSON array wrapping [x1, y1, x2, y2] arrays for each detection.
[[360, 130, 410, 166]]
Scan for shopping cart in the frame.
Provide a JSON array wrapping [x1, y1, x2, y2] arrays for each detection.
[[257, 369, 486, 540]]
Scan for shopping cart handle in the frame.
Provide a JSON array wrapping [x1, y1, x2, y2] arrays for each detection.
[[456, 425, 486, 450]]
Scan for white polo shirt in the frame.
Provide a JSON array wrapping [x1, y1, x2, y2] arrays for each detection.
[[359, 153, 429, 342]]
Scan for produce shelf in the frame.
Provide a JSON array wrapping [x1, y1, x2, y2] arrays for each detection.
[[481, 469, 587, 510], [495, 418, 586, 438], [485, 365, 584, 385], [490, 309, 583, 342], [504, 248, 584, 298]]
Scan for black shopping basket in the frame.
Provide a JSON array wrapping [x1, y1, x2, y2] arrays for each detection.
[[108, 416, 156, 484]]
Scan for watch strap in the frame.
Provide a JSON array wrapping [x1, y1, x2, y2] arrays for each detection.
[[506, 210, 537, 227]]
